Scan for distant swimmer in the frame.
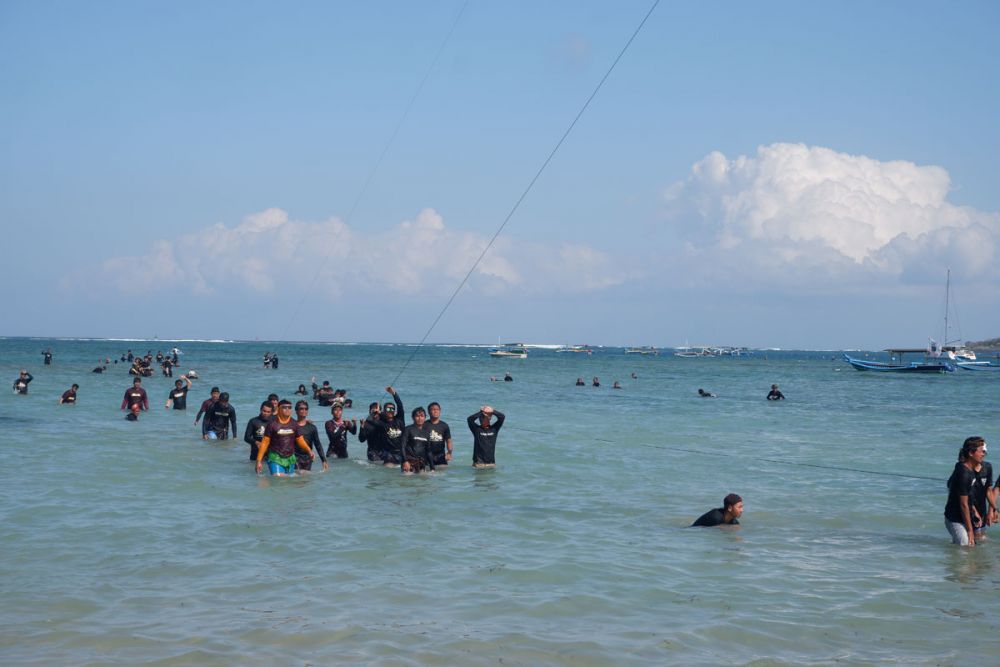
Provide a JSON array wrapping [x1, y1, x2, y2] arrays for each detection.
[[697, 388, 716, 398], [244, 401, 274, 461], [294, 384, 308, 396], [203, 392, 237, 440], [186, 370, 199, 379], [294, 401, 328, 472], [121, 377, 149, 412], [194, 387, 221, 427], [125, 404, 140, 421], [426, 401, 453, 467], [262, 352, 271, 368], [945, 437, 986, 546], [13, 370, 33, 395], [691, 493, 743, 527], [631, 372, 638, 379], [60, 384, 79, 405], [612, 381, 622, 389], [41, 349, 52, 365], [468, 405, 505, 468], [766, 384, 785, 401], [165, 375, 194, 410], [401, 407, 435, 473], [592, 377, 600, 387], [325, 402, 357, 460], [255, 399, 314, 476], [504, 372, 513, 382], [91, 362, 106, 373], [270, 353, 279, 369], [575, 377, 585, 386]]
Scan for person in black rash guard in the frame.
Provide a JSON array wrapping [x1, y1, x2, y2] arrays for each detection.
[[203, 392, 237, 440], [692, 493, 744, 527], [358, 402, 386, 462], [401, 407, 435, 473], [60, 384, 79, 404], [325, 403, 357, 459], [294, 401, 329, 472], [121, 377, 149, 411], [165, 375, 193, 410], [426, 402, 453, 466], [194, 387, 220, 428], [766, 384, 785, 400], [376, 387, 405, 466], [945, 437, 984, 546], [243, 401, 274, 461], [467, 405, 505, 468], [697, 388, 716, 398], [311, 378, 336, 406], [294, 384, 308, 396], [13, 370, 33, 395], [270, 353, 279, 369], [970, 443, 995, 541], [42, 349, 52, 365]]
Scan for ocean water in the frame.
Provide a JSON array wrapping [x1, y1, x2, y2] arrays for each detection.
[[1, 338, 998, 666]]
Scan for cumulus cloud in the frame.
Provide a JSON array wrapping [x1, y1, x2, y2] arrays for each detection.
[[62, 207, 632, 301], [662, 143, 1000, 288]]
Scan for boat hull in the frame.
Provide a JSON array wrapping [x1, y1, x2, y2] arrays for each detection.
[[842, 354, 953, 373]]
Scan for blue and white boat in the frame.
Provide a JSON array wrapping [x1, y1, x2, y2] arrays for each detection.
[[842, 349, 956, 373]]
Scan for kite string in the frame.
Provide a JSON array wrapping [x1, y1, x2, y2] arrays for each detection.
[[390, 0, 662, 386]]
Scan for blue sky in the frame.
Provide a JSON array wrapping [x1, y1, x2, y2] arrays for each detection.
[[2, 0, 999, 348]]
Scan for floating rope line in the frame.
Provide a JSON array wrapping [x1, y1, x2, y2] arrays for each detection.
[[390, 0, 661, 386]]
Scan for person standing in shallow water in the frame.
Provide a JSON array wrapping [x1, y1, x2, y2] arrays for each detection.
[[468, 405, 505, 468], [165, 375, 193, 410], [256, 399, 315, 476], [294, 400, 328, 472], [692, 494, 744, 527], [766, 384, 785, 400], [325, 403, 356, 460], [60, 384, 79, 404], [121, 377, 148, 412], [13, 370, 33, 395], [945, 437, 986, 547]]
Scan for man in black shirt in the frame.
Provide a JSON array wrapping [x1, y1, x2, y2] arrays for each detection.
[[946, 437, 985, 546], [294, 401, 328, 472], [766, 384, 785, 400], [467, 405, 505, 468], [13, 370, 33, 395], [165, 375, 193, 410], [359, 402, 385, 462], [401, 407, 434, 473], [375, 386, 405, 466], [195, 387, 220, 429], [325, 403, 357, 459], [692, 493, 744, 527], [204, 392, 237, 440], [243, 401, 274, 461], [426, 401, 453, 466]]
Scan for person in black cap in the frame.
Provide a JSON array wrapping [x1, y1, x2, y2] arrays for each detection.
[[691, 494, 744, 527]]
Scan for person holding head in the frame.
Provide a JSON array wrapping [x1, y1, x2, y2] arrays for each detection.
[[41, 349, 53, 365], [13, 370, 33, 395], [426, 402, 453, 467], [121, 377, 149, 412], [195, 387, 221, 427], [165, 375, 193, 410], [692, 494, 744, 527], [244, 401, 274, 461], [468, 405, 505, 468], [203, 392, 237, 440], [60, 384, 79, 405], [255, 399, 315, 476], [945, 437, 986, 546], [294, 400, 329, 472], [766, 384, 785, 400], [401, 406, 435, 473], [325, 402, 357, 460]]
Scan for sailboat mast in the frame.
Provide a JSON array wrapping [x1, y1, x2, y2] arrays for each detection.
[[944, 268, 950, 344]]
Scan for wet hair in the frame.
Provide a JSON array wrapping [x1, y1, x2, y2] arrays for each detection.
[[278, 399, 292, 407], [133, 377, 142, 383], [71, 384, 79, 389], [259, 401, 272, 410], [218, 392, 229, 402], [268, 393, 279, 402], [211, 386, 220, 393], [369, 401, 380, 411], [428, 402, 441, 411], [411, 406, 426, 419], [723, 493, 742, 509], [331, 403, 343, 413], [295, 400, 309, 411], [175, 380, 183, 386], [959, 436, 986, 461]]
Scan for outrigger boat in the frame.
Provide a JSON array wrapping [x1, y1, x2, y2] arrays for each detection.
[[842, 348, 955, 373], [624, 346, 659, 355], [489, 343, 528, 359], [555, 345, 594, 354]]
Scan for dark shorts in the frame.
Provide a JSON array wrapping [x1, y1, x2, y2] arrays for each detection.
[[327, 443, 349, 459], [431, 453, 449, 466], [367, 449, 384, 463], [405, 457, 428, 473], [381, 451, 402, 465], [296, 455, 313, 471]]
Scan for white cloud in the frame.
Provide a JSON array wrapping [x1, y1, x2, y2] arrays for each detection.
[[63, 208, 631, 301], [662, 143, 1000, 288]]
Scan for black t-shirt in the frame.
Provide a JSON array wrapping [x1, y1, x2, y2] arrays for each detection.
[[427, 420, 452, 462], [970, 461, 993, 523], [296, 421, 326, 465], [402, 424, 434, 470], [168, 386, 189, 410], [691, 508, 738, 527], [205, 402, 237, 435], [467, 411, 505, 465], [244, 414, 272, 460], [945, 463, 976, 523]]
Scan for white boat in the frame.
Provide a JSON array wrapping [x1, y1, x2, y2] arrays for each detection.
[[625, 346, 659, 355], [489, 343, 528, 359], [673, 346, 715, 358], [556, 345, 594, 354]]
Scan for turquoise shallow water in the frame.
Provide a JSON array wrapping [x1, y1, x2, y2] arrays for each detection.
[[1, 338, 999, 666]]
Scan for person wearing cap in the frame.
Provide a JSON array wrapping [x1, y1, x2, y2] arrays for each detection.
[[12, 370, 33, 395], [468, 405, 505, 468], [203, 392, 237, 440], [325, 402, 357, 459], [255, 399, 314, 476], [194, 387, 220, 427], [165, 375, 193, 410], [426, 402, 453, 466], [766, 384, 785, 400], [294, 400, 328, 472], [60, 384, 79, 405], [121, 377, 149, 412], [691, 494, 744, 527]]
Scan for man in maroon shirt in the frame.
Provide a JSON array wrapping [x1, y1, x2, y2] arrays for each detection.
[[121, 377, 149, 412]]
